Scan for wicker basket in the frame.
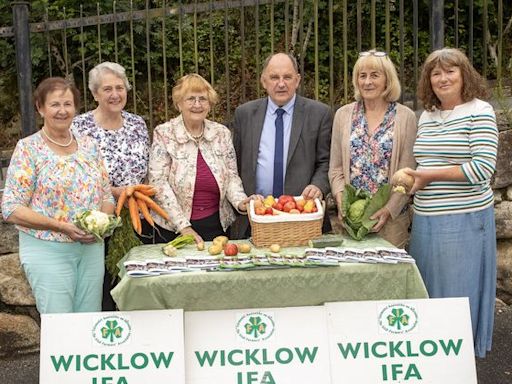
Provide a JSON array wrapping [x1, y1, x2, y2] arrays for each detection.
[[248, 198, 324, 247]]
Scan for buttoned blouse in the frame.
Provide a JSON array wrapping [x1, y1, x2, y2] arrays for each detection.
[[71, 110, 149, 187], [148, 115, 247, 233]]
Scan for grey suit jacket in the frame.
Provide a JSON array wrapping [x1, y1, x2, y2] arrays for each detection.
[[231, 94, 333, 238]]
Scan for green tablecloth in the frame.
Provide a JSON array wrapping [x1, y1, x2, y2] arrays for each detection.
[[111, 234, 428, 311]]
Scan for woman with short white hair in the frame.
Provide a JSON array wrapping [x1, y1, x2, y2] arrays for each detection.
[[71, 62, 149, 311]]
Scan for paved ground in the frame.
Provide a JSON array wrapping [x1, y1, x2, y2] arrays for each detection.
[[1, 303, 511, 383]]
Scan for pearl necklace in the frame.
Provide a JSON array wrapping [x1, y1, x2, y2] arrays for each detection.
[[191, 131, 204, 140], [187, 124, 205, 141], [41, 127, 74, 147]]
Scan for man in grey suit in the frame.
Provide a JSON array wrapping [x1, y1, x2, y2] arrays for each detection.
[[232, 52, 333, 238]]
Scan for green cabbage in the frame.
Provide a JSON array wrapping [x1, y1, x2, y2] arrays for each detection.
[[348, 199, 368, 224], [341, 184, 391, 241]]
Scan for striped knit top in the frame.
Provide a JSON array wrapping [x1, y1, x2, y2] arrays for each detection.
[[413, 98, 498, 215]]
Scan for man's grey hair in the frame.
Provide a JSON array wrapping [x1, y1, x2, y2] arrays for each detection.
[[261, 52, 299, 74]]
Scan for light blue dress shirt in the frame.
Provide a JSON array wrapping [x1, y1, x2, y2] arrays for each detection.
[[255, 95, 296, 197]]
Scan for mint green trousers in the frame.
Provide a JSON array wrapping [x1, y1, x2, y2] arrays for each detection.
[[19, 231, 104, 313]]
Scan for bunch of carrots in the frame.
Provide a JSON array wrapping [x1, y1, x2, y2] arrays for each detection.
[[115, 184, 169, 234]]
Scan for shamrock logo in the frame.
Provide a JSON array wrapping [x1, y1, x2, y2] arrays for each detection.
[[387, 308, 410, 331], [101, 320, 124, 343], [245, 316, 267, 338]]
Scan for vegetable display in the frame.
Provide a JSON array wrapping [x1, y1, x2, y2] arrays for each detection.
[[115, 184, 170, 234], [74, 210, 122, 242], [341, 184, 391, 241]]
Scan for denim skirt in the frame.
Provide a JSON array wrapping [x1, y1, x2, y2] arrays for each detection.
[[409, 206, 496, 358]]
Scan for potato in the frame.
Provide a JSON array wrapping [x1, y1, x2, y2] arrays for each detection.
[[391, 168, 415, 194], [269, 244, 281, 253], [213, 235, 229, 247], [208, 244, 223, 255], [238, 243, 252, 253]]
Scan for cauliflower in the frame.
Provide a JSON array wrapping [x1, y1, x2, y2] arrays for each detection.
[[74, 210, 122, 241], [84, 211, 110, 230]]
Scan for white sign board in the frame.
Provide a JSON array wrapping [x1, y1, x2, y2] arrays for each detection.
[[185, 306, 331, 384], [326, 298, 477, 383], [40, 310, 186, 384]]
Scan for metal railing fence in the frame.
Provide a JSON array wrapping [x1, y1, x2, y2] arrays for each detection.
[[0, 0, 510, 141]]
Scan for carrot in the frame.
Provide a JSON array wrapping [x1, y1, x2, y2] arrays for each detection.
[[115, 189, 127, 216], [140, 188, 156, 196], [125, 185, 135, 197], [133, 191, 170, 221], [136, 198, 154, 227], [134, 184, 157, 196], [128, 196, 141, 234], [134, 184, 153, 191]]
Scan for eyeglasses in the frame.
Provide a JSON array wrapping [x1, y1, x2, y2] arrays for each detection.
[[184, 96, 209, 105], [359, 51, 388, 57]]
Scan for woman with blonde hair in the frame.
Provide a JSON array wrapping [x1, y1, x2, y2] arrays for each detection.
[[329, 50, 417, 248], [147, 74, 255, 244], [407, 48, 498, 357]]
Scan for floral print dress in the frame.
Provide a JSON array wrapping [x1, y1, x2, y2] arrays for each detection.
[[349, 101, 396, 193], [1, 132, 114, 242], [71, 110, 149, 187]]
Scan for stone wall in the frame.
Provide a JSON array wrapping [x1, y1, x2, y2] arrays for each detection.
[[494, 112, 512, 304], [0, 112, 511, 357]]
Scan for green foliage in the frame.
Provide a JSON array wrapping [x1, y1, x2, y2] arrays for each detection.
[[0, 0, 510, 138]]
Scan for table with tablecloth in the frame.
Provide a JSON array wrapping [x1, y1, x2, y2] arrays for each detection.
[[111, 235, 428, 311]]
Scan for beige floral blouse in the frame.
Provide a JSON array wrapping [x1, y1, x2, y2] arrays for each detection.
[[148, 114, 247, 233]]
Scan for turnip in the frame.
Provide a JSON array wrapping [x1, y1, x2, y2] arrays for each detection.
[[391, 168, 415, 194]]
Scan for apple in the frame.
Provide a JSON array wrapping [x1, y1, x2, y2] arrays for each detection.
[[283, 201, 296, 212], [255, 206, 266, 215], [272, 202, 284, 211], [254, 199, 264, 209], [263, 195, 276, 208], [289, 208, 300, 214], [224, 243, 238, 256], [295, 199, 306, 212], [303, 199, 316, 213], [265, 207, 274, 215], [278, 195, 295, 205]]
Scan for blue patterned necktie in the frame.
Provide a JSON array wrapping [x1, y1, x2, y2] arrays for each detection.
[[273, 108, 285, 197]]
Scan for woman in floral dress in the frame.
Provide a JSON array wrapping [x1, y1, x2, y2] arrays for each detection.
[[328, 50, 417, 248], [1, 77, 114, 313]]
